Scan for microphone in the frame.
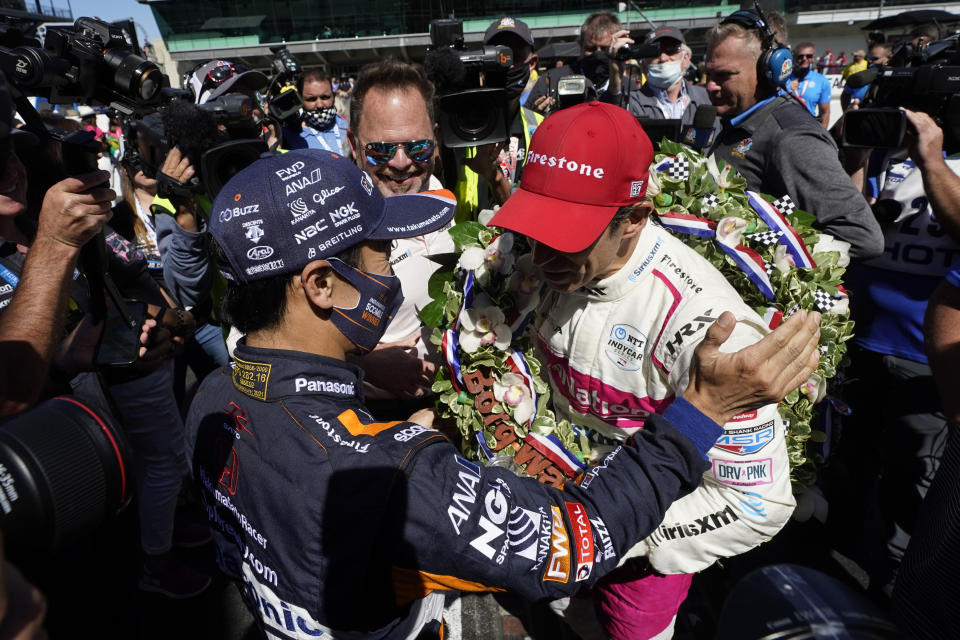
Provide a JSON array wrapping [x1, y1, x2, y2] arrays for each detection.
[[681, 105, 718, 150]]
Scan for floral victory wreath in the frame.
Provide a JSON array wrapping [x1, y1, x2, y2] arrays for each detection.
[[421, 141, 854, 493]]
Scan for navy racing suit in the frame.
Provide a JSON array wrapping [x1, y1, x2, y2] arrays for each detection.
[[185, 342, 722, 639]]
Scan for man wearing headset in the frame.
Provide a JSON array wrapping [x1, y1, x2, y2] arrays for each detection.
[[705, 9, 884, 259]]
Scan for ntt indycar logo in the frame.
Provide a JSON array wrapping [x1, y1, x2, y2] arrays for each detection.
[[526, 152, 605, 179]]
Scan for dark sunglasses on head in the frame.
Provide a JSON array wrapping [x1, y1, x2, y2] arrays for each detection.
[[794, 53, 815, 60], [364, 139, 436, 165]]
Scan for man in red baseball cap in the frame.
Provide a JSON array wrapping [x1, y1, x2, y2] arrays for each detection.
[[490, 101, 807, 638]]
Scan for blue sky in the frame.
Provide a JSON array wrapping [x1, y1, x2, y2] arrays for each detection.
[[67, 0, 162, 43]]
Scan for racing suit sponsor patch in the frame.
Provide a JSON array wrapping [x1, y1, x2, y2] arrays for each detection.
[[603, 324, 646, 371], [447, 456, 481, 535], [564, 502, 595, 581], [543, 506, 570, 583], [712, 458, 774, 487], [232, 356, 272, 401], [713, 420, 775, 456], [648, 504, 740, 547]]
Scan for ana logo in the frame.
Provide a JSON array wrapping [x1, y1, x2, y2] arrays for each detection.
[[246, 245, 275, 261], [714, 421, 775, 456], [604, 323, 646, 371], [733, 138, 753, 158], [244, 224, 264, 244], [630, 180, 645, 197], [284, 168, 322, 196], [361, 173, 374, 195]]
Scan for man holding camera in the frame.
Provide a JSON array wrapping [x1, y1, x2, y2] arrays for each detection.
[[613, 27, 712, 127], [832, 108, 960, 598], [454, 17, 545, 219], [704, 12, 884, 258], [187, 147, 820, 640]]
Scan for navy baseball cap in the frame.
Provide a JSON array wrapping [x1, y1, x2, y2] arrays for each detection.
[[209, 150, 457, 283]]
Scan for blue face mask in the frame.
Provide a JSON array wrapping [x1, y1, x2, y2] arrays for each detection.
[[326, 258, 404, 352]]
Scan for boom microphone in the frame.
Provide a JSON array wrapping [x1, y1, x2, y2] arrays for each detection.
[[681, 105, 718, 150]]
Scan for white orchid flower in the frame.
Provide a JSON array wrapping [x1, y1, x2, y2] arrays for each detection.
[[458, 306, 512, 352], [773, 244, 796, 274], [813, 234, 852, 268], [829, 293, 849, 315], [800, 372, 826, 404], [716, 217, 749, 248], [493, 372, 535, 425], [478, 208, 497, 226], [507, 253, 543, 316], [457, 233, 516, 283]]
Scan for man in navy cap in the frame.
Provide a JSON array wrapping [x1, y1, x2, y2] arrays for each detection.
[[185, 149, 819, 639]]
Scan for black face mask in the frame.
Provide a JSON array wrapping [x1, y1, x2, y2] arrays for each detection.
[[504, 63, 531, 100], [578, 51, 610, 88]]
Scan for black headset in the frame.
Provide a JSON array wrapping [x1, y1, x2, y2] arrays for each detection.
[[721, 2, 793, 92]]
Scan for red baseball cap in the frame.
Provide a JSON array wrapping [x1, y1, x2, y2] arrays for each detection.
[[489, 101, 653, 252]]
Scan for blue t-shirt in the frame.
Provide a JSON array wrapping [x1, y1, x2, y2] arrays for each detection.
[[788, 70, 831, 116]]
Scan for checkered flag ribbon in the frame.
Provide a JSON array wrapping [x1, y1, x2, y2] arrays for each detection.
[[772, 195, 797, 216], [765, 260, 775, 277], [747, 230, 783, 246], [813, 289, 837, 312], [784, 304, 800, 318], [668, 155, 691, 181], [701, 194, 721, 210]]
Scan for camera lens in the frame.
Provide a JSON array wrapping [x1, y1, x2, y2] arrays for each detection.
[[0, 396, 132, 553], [104, 49, 163, 102]]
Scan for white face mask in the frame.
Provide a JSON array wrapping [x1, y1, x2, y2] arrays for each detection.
[[646, 59, 684, 89]]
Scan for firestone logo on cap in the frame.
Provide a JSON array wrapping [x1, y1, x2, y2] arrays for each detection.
[[525, 151, 606, 180]]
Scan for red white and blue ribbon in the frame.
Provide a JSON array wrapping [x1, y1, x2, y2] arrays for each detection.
[[718, 243, 776, 300], [747, 191, 815, 269], [475, 431, 495, 460], [441, 329, 465, 392], [452, 271, 476, 331], [507, 349, 538, 426], [525, 432, 587, 478], [761, 306, 784, 329], [658, 211, 717, 239]]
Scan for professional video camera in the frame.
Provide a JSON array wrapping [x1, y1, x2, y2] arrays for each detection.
[[0, 396, 132, 555], [265, 45, 303, 128], [424, 18, 513, 148], [614, 30, 662, 61], [841, 35, 960, 150], [0, 16, 166, 114]]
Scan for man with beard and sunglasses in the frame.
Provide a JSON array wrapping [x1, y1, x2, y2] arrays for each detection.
[[345, 59, 456, 420]]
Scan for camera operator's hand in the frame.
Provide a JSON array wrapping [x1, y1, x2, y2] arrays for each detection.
[[36, 170, 114, 250], [532, 94, 555, 114], [683, 310, 821, 426], [606, 29, 633, 96], [0, 532, 47, 640], [902, 108, 944, 170], [463, 142, 510, 205], [159, 147, 199, 233]]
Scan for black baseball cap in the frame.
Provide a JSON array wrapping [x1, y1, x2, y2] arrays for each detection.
[[484, 17, 535, 47], [646, 27, 686, 45]]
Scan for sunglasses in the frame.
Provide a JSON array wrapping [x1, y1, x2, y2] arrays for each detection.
[[794, 53, 815, 60], [869, 56, 883, 62], [363, 139, 436, 165]]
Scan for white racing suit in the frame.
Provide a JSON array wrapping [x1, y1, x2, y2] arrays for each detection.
[[538, 220, 795, 638]]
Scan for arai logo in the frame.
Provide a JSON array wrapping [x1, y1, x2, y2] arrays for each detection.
[[247, 245, 275, 261]]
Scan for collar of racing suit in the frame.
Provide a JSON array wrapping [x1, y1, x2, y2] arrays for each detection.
[[230, 340, 366, 403], [550, 220, 670, 304]]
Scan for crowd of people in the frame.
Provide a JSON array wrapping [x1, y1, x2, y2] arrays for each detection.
[[0, 5, 958, 640]]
